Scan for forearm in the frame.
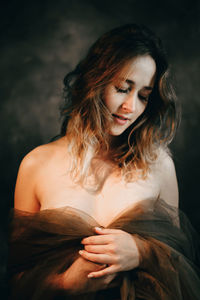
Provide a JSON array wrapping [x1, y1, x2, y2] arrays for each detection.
[[131, 233, 172, 270], [47, 256, 113, 294]]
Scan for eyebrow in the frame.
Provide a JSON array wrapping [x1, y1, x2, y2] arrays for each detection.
[[124, 78, 153, 91]]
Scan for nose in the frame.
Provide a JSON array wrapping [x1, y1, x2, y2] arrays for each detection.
[[121, 92, 137, 113]]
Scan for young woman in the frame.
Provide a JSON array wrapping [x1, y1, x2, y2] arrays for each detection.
[[9, 24, 200, 300]]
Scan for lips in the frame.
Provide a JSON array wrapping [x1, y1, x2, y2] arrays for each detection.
[[112, 114, 130, 126], [112, 114, 129, 120]]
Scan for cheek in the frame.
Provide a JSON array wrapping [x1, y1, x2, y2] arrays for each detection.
[[103, 92, 119, 111], [137, 103, 147, 118], [140, 104, 146, 114]]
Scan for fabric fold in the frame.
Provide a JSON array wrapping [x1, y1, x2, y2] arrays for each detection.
[[8, 199, 200, 299]]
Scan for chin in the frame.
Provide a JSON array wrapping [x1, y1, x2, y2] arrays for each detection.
[[109, 129, 126, 136], [110, 123, 132, 135]]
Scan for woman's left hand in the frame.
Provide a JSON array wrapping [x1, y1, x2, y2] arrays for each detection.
[[79, 227, 140, 278]]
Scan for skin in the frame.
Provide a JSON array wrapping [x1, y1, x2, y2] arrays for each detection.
[[79, 55, 157, 278], [104, 55, 156, 136], [80, 227, 140, 279], [14, 55, 179, 287]]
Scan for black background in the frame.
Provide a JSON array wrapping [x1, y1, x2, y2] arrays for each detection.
[[1, 0, 200, 297]]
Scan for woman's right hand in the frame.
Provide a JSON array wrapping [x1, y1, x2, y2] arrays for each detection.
[[62, 256, 118, 294]]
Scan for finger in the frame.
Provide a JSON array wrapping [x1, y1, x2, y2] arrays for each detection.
[[81, 235, 111, 245], [84, 244, 107, 254], [88, 265, 117, 278], [94, 227, 122, 235], [79, 250, 109, 264]]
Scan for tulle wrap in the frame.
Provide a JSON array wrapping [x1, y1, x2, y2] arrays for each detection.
[[8, 198, 200, 299]]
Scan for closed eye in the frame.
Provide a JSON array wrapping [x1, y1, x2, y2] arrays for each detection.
[[115, 86, 150, 102], [115, 86, 130, 93], [139, 94, 149, 102]]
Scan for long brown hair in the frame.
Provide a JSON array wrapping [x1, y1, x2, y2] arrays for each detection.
[[59, 24, 180, 191]]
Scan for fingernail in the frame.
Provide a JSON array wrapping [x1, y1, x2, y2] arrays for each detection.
[[95, 227, 103, 231], [88, 274, 93, 278], [79, 250, 83, 255]]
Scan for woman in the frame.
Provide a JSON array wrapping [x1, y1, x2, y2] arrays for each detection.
[[9, 24, 200, 299]]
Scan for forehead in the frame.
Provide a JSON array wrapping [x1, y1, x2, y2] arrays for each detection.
[[114, 55, 156, 87]]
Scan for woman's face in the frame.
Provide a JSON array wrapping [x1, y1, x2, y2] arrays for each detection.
[[103, 55, 156, 136]]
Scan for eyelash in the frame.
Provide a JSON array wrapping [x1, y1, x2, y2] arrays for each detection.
[[139, 95, 148, 102], [115, 86, 149, 102], [115, 87, 130, 93]]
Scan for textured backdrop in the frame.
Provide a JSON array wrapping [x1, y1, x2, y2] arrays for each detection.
[[1, 0, 200, 294]]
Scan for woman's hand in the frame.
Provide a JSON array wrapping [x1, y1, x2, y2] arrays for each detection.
[[49, 256, 117, 294], [79, 227, 140, 278]]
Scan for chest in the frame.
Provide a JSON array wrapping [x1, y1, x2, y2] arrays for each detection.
[[37, 164, 160, 227]]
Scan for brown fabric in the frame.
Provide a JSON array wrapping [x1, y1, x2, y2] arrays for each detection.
[[8, 198, 200, 299]]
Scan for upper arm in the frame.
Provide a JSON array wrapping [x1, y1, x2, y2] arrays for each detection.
[[14, 149, 41, 212], [158, 149, 179, 208]]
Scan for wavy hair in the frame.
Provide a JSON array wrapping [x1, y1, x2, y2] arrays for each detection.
[[59, 24, 180, 191]]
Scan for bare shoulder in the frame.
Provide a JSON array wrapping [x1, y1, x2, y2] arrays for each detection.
[[14, 138, 65, 212], [18, 142, 56, 176], [154, 146, 179, 207], [18, 137, 67, 173], [156, 147, 175, 171]]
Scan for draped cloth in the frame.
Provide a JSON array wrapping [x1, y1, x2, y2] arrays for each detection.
[[8, 198, 200, 299]]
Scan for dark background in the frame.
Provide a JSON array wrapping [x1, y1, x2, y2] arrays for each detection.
[[1, 0, 200, 297]]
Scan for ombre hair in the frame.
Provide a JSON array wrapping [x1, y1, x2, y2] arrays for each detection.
[[59, 24, 180, 191]]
